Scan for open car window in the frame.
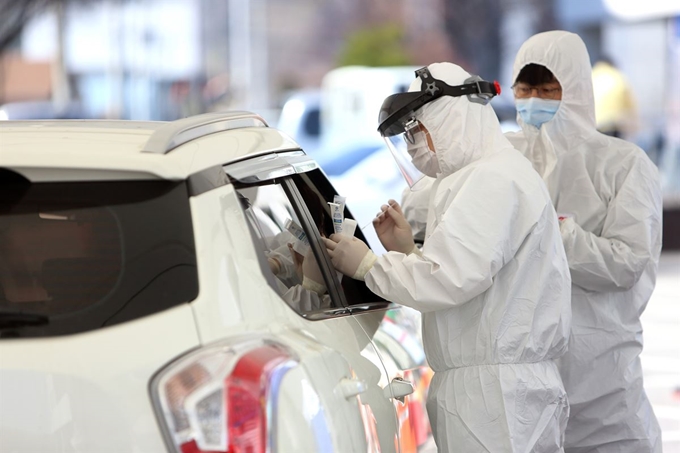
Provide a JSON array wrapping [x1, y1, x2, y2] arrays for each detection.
[[234, 168, 387, 318]]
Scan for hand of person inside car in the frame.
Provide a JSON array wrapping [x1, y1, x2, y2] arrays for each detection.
[[301, 248, 324, 286], [288, 243, 304, 282], [289, 244, 327, 294]]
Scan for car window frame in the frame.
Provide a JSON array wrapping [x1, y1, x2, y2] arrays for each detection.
[[289, 170, 392, 314], [225, 169, 391, 320], [280, 177, 349, 308]]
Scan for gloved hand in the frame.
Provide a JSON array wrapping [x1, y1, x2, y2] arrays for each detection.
[[289, 244, 327, 295], [287, 244, 304, 282], [322, 235, 377, 281], [373, 200, 415, 254]]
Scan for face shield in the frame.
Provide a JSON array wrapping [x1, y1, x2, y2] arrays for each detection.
[[378, 67, 501, 189], [383, 118, 434, 189]]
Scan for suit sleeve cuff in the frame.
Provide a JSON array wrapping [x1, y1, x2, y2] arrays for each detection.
[[352, 251, 378, 281], [302, 275, 327, 295], [408, 245, 423, 257]]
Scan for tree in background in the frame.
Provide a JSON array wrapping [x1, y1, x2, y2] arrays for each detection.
[[337, 24, 412, 67]]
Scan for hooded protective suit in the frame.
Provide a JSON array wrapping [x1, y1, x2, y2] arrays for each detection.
[[365, 63, 572, 452], [505, 31, 663, 452]]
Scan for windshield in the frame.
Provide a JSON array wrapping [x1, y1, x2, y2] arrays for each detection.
[[0, 175, 198, 338]]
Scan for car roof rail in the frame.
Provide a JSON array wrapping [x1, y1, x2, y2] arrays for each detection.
[[142, 111, 268, 154]]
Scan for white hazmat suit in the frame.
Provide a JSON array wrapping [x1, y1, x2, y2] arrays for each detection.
[[355, 63, 573, 452], [504, 31, 663, 452]]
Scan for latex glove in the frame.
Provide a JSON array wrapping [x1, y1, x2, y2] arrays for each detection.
[[289, 244, 327, 295], [323, 235, 377, 281], [372, 199, 415, 254], [287, 244, 304, 282]]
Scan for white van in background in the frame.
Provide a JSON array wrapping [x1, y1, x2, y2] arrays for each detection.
[[277, 66, 419, 159], [319, 66, 419, 151]]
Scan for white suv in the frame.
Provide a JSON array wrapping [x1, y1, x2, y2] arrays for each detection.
[[0, 112, 430, 453]]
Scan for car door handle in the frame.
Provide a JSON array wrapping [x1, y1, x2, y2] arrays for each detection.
[[337, 378, 368, 399], [383, 377, 414, 403]]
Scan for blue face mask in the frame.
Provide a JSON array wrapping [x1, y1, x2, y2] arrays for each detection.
[[515, 97, 561, 128]]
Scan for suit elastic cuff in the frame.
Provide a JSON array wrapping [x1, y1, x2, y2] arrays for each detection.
[[559, 216, 578, 253], [408, 245, 423, 257], [302, 276, 327, 295], [352, 251, 378, 281]]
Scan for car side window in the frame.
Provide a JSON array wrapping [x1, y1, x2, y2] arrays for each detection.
[[235, 183, 341, 314], [290, 170, 386, 309], [234, 169, 386, 317]]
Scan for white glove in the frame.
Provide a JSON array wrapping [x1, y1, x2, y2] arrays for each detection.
[[372, 200, 415, 254], [323, 235, 377, 281], [287, 243, 304, 282], [288, 244, 327, 295], [267, 256, 282, 275]]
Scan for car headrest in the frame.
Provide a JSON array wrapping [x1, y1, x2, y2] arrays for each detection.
[[41, 257, 119, 304]]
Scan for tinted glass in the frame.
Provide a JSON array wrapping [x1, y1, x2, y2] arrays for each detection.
[[291, 171, 384, 308], [235, 183, 340, 313], [0, 179, 198, 338], [235, 169, 386, 317]]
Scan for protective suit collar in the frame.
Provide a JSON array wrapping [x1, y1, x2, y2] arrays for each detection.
[[510, 31, 598, 178], [409, 63, 516, 176]]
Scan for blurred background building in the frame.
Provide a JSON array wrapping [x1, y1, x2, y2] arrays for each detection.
[[5, 0, 678, 239], [1, 1, 679, 451], [1, 2, 678, 221]]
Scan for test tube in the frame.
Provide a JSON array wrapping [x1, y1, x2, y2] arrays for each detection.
[[328, 202, 344, 235]]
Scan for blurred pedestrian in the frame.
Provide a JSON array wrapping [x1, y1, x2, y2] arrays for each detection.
[[592, 57, 638, 139]]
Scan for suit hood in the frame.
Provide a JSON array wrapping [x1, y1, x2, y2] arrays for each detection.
[[409, 62, 514, 176], [512, 31, 598, 154]]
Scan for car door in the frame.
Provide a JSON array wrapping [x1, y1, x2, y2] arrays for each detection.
[[372, 307, 434, 450], [224, 156, 402, 452], [287, 169, 424, 453], [284, 167, 420, 452]]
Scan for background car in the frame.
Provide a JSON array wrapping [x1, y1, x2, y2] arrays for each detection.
[[0, 112, 431, 453]]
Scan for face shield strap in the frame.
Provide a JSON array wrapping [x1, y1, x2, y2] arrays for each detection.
[[378, 67, 501, 137], [415, 67, 499, 100]]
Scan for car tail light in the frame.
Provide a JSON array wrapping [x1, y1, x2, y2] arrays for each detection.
[[150, 337, 297, 453]]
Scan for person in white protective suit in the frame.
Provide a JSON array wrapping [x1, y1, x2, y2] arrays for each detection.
[[323, 62, 572, 452], [403, 32, 665, 452], [504, 31, 664, 452]]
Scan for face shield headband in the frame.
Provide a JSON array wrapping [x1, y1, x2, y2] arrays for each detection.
[[377, 67, 501, 137]]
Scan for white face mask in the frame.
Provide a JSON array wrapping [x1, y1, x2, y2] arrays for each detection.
[[407, 133, 440, 178]]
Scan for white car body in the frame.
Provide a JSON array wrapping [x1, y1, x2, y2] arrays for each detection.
[[0, 113, 427, 453]]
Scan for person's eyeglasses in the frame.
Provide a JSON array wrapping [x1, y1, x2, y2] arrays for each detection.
[[512, 83, 562, 100], [403, 120, 431, 145]]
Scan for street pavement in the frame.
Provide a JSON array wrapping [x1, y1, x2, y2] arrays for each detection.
[[641, 251, 680, 453], [419, 251, 680, 453]]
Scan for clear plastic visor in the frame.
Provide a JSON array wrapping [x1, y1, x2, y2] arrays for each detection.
[[384, 122, 430, 191]]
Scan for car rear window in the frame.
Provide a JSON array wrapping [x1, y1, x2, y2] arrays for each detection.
[[0, 174, 198, 338]]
